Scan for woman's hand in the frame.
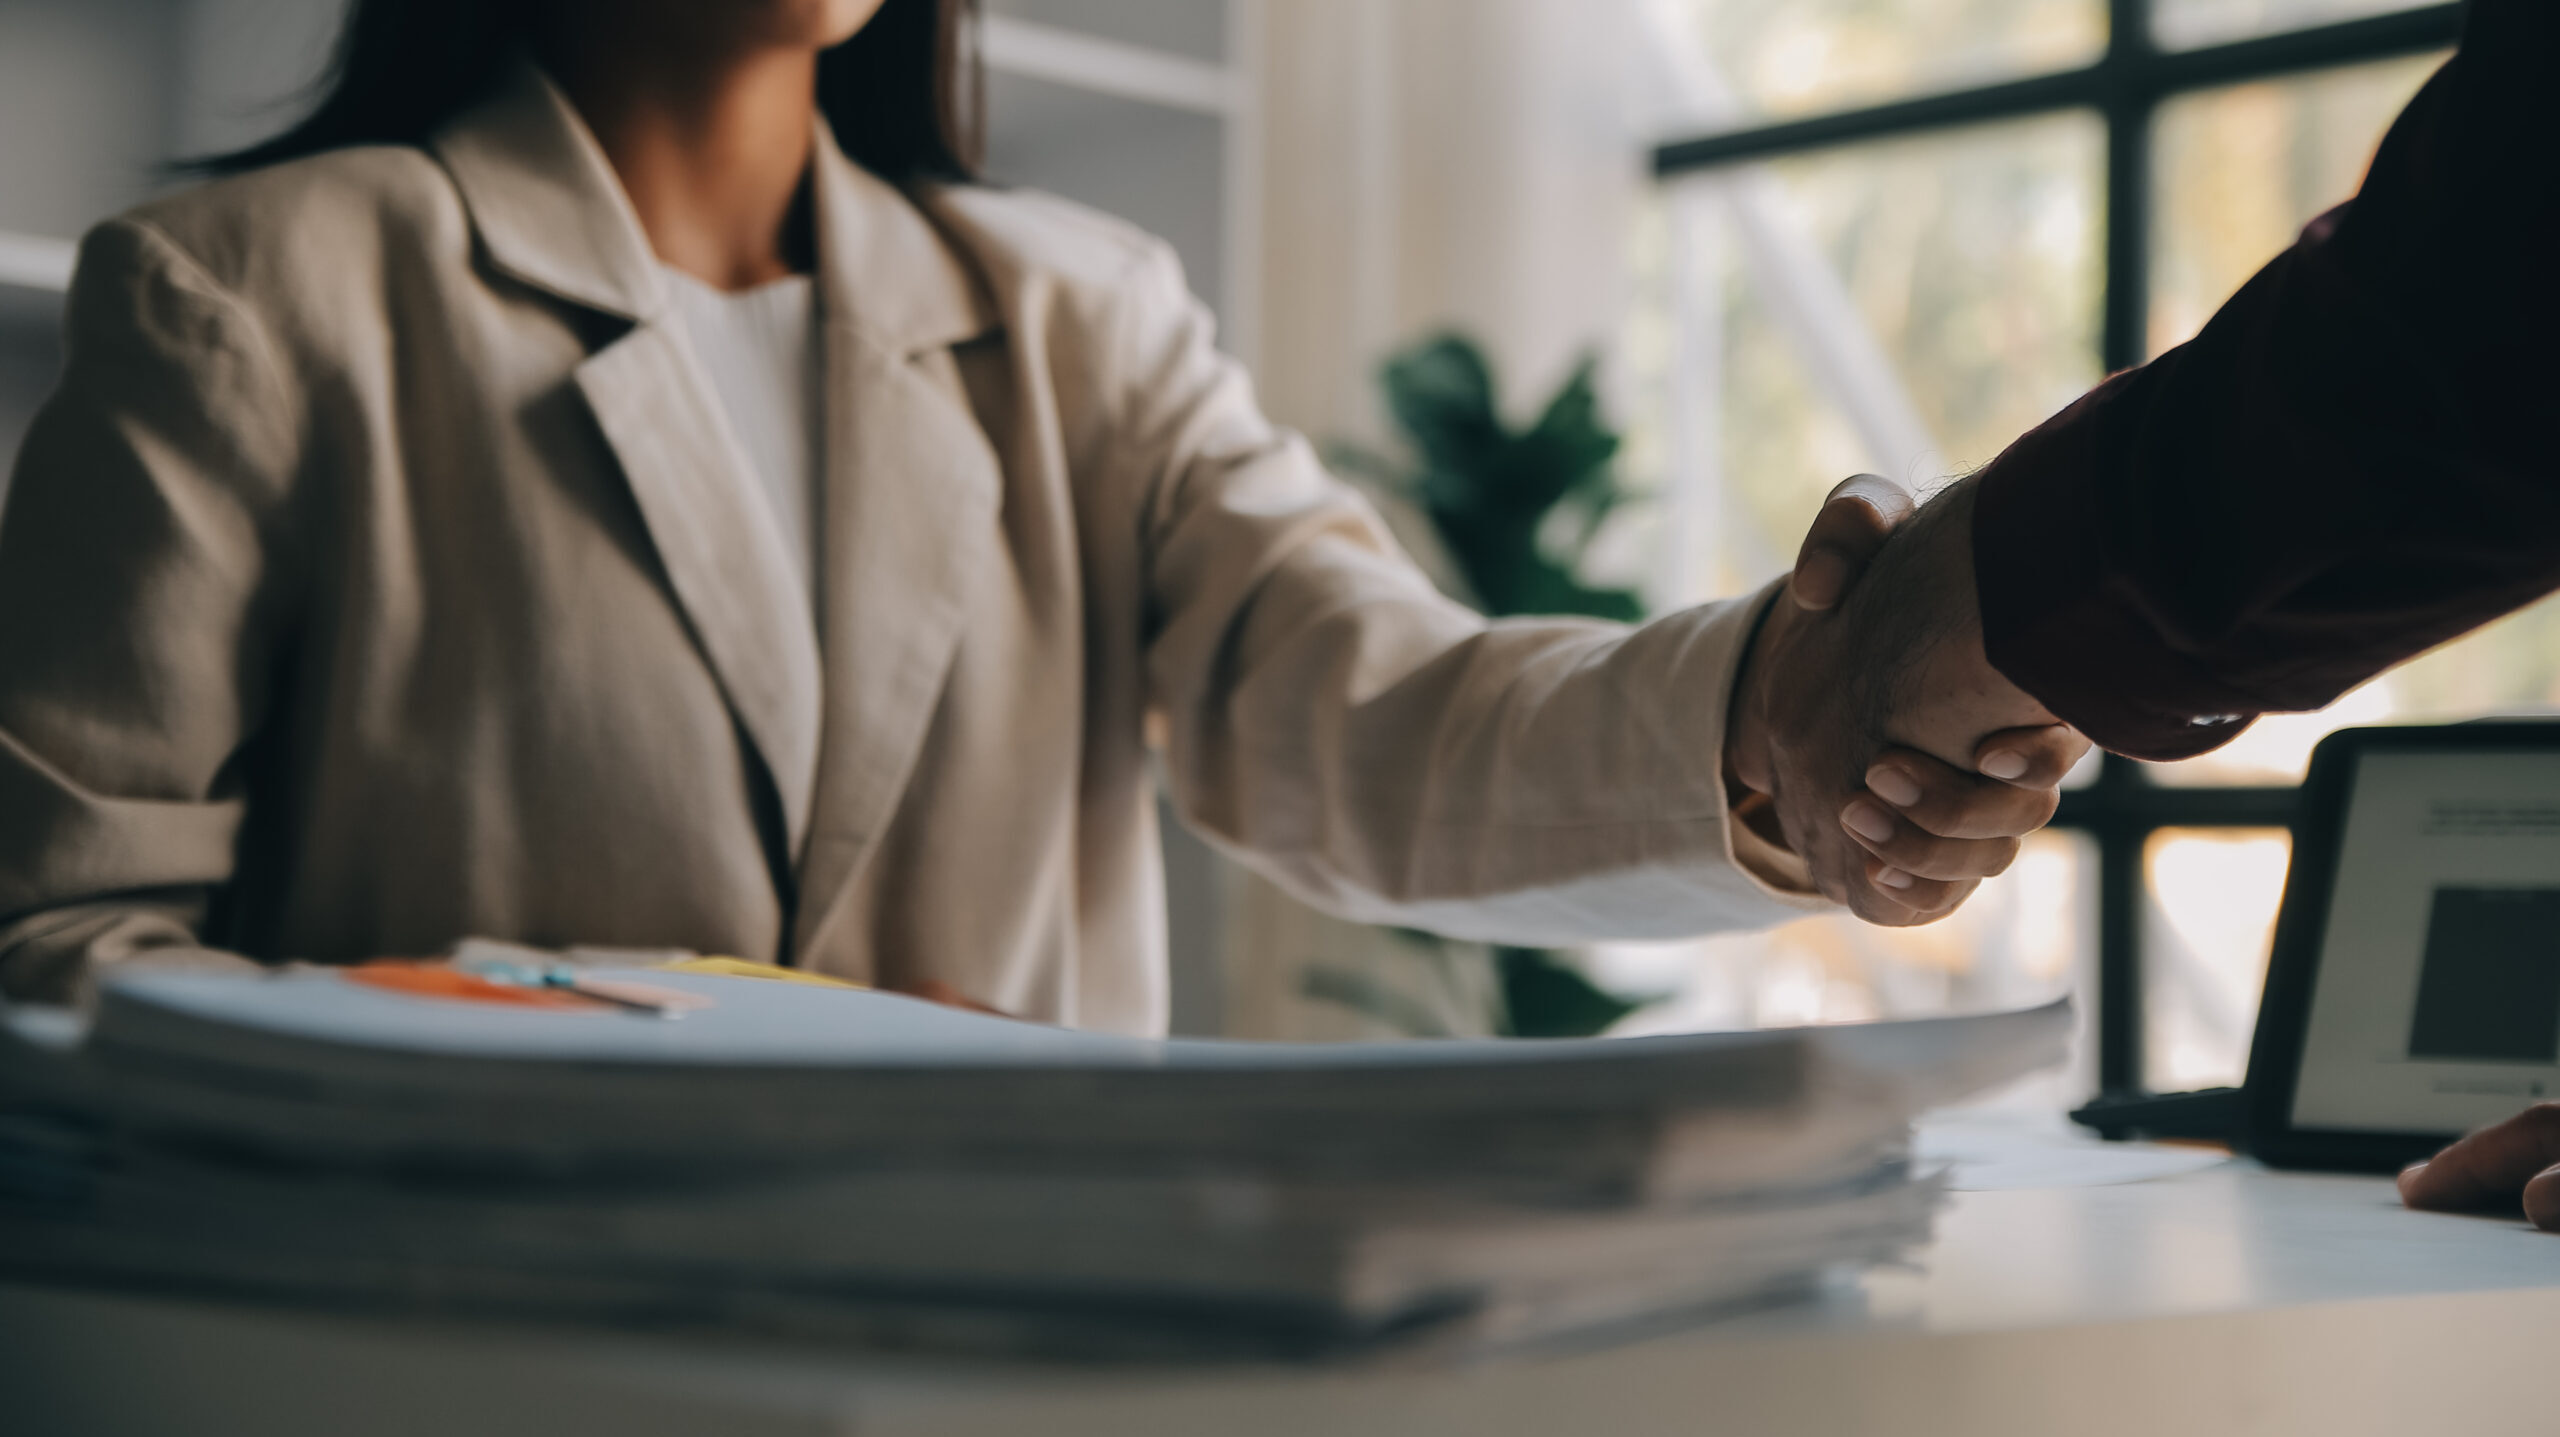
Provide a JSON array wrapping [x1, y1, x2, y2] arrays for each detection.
[[1727, 475, 2087, 924], [1836, 726, 2082, 915]]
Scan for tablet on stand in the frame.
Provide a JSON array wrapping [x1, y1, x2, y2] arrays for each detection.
[[2244, 721, 2560, 1171]]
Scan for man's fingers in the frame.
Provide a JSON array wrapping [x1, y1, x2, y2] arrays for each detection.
[[1863, 747, 2060, 841], [1840, 798, 2023, 882], [2400, 1103, 2560, 1213], [1973, 724, 2089, 787], [1785, 808, 1961, 924], [1849, 864, 1977, 926], [1789, 474, 1912, 612], [1805, 814, 1976, 924], [2525, 1164, 2560, 1231]]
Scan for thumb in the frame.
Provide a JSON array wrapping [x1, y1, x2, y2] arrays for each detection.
[[1973, 724, 2090, 787], [1791, 473, 1913, 611]]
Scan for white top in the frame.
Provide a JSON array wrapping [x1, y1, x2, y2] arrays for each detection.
[[660, 265, 822, 607]]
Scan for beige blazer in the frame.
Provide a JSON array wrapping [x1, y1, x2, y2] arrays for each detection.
[[0, 60, 1820, 1030]]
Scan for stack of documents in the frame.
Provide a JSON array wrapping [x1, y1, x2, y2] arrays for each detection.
[[0, 960, 2067, 1357]]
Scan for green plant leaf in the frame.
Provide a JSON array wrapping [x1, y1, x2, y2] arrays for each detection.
[[1344, 332, 1647, 623], [1494, 946, 1646, 1038], [1378, 335, 1503, 486]]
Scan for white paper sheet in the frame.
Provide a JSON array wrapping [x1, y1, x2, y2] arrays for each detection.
[[1917, 1112, 2227, 1192], [94, 966, 2072, 1075]]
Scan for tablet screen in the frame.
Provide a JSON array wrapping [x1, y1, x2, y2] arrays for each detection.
[[2292, 748, 2560, 1134]]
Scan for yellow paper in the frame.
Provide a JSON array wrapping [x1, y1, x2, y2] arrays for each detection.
[[654, 956, 869, 990]]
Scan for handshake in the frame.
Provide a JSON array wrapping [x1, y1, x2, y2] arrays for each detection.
[[1724, 474, 2089, 926], [1743, 478, 2560, 1235]]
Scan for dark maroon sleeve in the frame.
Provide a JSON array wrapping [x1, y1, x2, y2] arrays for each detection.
[[1970, 0, 2560, 761]]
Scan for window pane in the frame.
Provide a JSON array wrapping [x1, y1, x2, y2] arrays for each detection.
[[2148, 52, 2445, 358], [2153, 0, 2437, 51], [1644, 114, 2102, 602], [2145, 828, 2289, 1090], [1673, 0, 2104, 123]]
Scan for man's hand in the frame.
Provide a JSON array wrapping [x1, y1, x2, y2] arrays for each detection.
[[1727, 476, 2089, 924], [2400, 1105, 2560, 1229], [1783, 473, 1912, 613]]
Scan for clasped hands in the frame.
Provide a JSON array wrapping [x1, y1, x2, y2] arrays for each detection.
[[1725, 474, 2086, 925], [1725, 491, 2560, 1229]]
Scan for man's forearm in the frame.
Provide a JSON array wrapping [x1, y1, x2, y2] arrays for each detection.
[[1967, 0, 2560, 760]]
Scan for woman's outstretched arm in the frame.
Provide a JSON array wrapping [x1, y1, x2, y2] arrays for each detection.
[[1118, 239, 2065, 940]]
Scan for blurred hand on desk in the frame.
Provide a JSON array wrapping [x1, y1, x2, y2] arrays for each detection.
[[2401, 1105, 2560, 1230]]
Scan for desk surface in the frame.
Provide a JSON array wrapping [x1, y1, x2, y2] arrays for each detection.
[[10, 1129, 2560, 1437]]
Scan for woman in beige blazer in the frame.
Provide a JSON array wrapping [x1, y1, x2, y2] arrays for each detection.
[[0, 0, 2072, 1030]]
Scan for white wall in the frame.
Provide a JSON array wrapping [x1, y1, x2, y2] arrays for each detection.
[[1254, 0, 1646, 449], [1223, 0, 1658, 1039], [982, 70, 1229, 332], [0, 0, 343, 502], [172, 0, 342, 156], [986, 0, 1224, 63], [0, 0, 179, 239]]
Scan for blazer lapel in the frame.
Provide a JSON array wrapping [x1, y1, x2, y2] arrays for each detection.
[[576, 332, 824, 861], [433, 58, 823, 871], [787, 138, 1004, 968]]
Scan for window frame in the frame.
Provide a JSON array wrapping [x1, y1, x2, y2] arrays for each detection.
[[1650, 0, 2465, 1095]]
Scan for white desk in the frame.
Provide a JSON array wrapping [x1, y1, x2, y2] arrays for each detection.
[[9, 1145, 2560, 1437]]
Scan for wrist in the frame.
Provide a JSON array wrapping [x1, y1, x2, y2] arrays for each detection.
[[1723, 583, 1789, 799], [1880, 482, 2060, 762]]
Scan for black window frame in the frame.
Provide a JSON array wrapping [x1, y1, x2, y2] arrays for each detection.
[[1650, 0, 2466, 1096]]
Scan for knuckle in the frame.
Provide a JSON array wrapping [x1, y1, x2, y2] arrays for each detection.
[[1850, 884, 1921, 925], [1889, 833, 1990, 881], [1939, 886, 1976, 911], [1869, 830, 1937, 872], [2025, 787, 2061, 827], [1902, 779, 2047, 842], [1899, 791, 1969, 835], [1913, 838, 1975, 879]]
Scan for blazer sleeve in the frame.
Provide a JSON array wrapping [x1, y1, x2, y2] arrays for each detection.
[[1116, 240, 1825, 944], [0, 220, 306, 1003], [1970, 0, 2560, 761]]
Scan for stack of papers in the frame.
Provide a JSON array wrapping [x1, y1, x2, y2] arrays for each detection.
[[0, 964, 2067, 1358]]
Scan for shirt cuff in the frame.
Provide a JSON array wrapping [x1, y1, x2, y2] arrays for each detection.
[[1713, 576, 1828, 908]]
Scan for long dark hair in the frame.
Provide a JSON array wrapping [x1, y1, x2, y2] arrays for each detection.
[[191, 0, 983, 182]]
